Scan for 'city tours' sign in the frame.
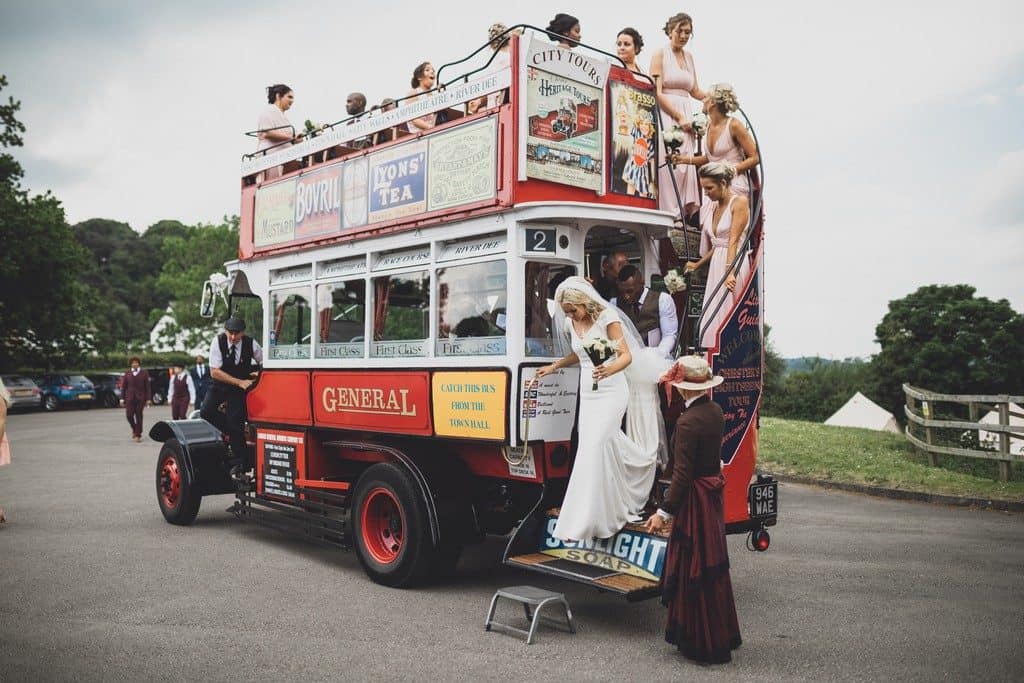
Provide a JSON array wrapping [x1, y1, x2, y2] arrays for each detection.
[[431, 371, 508, 440], [241, 69, 511, 176], [523, 34, 610, 88], [312, 371, 432, 435], [540, 517, 667, 581]]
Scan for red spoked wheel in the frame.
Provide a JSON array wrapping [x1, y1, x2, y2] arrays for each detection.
[[159, 456, 182, 510], [352, 463, 434, 587], [155, 439, 201, 525], [360, 487, 405, 565]]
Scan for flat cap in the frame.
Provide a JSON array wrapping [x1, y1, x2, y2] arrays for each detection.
[[224, 317, 246, 332]]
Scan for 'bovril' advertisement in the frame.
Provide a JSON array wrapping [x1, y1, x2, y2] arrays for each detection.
[[253, 125, 497, 249]]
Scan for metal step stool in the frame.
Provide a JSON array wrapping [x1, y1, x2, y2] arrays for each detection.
[[484, 585, 576, 645]]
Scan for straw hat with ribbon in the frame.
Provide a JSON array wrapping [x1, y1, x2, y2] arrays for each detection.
[[660, 355, 724, 391]]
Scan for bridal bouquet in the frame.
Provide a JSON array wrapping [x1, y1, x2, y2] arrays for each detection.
[[582, 337, 616, 391], [662, 125, 686, 155], [691, 111, 709, 137], [663, 267, 688, 294]]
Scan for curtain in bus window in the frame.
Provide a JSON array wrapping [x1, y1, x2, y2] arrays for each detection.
[[373, 277, 390, 341]]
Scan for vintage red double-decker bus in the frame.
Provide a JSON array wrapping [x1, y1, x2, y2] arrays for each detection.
[[150, 27, 775, 599]]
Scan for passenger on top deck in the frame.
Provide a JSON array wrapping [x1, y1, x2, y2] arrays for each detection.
[[406, 62, 437, 132], [650, 13, 706, 222], [673, 83, 759, 198], [685, 162, 750, 349], [257, 83, 301, 180], [484, 22, 519, 108], [374, 98, 398, 145], [345, 92, 372, 148], [546, 13, 580, 49], [615, 27, 645, 74]]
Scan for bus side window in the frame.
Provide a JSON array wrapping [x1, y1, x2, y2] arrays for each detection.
[[371, 271, 429, 357], [270, 288, 312, 360], [436, 260, 507, 356], [316, 280, 366, 358]]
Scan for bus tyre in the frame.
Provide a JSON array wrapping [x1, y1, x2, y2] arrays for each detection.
[[156, 440, 201, 526], [352, 463, 434, 588]]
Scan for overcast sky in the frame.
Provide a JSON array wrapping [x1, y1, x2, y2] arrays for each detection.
[[2, 0, 1021, 359]]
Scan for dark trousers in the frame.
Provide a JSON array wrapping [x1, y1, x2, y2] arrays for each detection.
[[171, 397, 190, 420], [200, 385, 250, 468], [125, 399, 145, 437]]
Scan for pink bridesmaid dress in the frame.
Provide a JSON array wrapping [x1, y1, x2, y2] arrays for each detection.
[[698, 196, 750, 349], [706, 121, 750, 197], [657, 45, 700, 217]]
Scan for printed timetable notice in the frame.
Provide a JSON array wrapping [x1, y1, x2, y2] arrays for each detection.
[[263, 442, 297, 499]]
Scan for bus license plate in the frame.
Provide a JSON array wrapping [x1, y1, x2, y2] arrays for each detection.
[[749, 482, 777, 518]]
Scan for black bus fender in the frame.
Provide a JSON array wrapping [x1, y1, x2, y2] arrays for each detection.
[[149, 419, 235, 497]]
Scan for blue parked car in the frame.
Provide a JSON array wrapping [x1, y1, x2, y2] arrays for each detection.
[[35, 374, 95, 411]]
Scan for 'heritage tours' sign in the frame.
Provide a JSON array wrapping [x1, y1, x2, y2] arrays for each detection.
[[431, 371, 508, 440], [427, 117, 497, 212], [524, 67, 603, 191]]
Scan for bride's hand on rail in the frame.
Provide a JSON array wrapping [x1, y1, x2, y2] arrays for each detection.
[[725, 273, 737, 291], [534, 365, 554, 380]]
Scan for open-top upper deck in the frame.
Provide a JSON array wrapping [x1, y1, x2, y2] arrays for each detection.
[[238, 31, 666, 261]]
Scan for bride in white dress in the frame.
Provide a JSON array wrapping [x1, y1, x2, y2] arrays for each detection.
[[535, 277, 671, 541]]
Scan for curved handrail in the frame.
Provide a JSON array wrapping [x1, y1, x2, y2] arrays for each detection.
[[690, 105, 765, 352]]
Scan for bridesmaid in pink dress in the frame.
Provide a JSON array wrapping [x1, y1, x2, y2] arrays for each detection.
[[685, 163, 751, 349], [674, 83, 760, 198], [650, 13, 707, 221]]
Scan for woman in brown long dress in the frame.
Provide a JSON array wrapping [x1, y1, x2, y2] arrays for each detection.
[[645, 355, 741, 663]]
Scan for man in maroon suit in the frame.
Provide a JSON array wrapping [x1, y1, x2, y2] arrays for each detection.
[[121, 357, 151, 442]]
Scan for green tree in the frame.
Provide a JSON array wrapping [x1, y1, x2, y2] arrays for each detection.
[[762, 323, 786, 401], [763, 357, 874, 421], [870, 284, 1024, 418], [0, 75, 97, 370], [152, 216, 240, 351]]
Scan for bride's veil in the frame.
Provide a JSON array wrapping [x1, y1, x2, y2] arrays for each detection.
[[551, 276, 672, 466]]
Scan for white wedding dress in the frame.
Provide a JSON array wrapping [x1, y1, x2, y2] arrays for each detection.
[[553, 308, 660, 541]]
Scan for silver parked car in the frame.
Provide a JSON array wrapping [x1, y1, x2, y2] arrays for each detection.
[[1, 375, 42, 411]]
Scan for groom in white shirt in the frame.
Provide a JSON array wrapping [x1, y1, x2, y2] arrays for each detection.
[[610, 265, 678, 359]]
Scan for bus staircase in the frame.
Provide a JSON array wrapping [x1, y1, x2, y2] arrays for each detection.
[[503, 106, 766, 597]]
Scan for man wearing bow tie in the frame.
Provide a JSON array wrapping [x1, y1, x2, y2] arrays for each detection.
[[189, 355, 212, 411], [201, 317, 263, 481]]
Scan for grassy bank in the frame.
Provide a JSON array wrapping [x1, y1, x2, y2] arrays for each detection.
[[759, 417, 1024, 503]]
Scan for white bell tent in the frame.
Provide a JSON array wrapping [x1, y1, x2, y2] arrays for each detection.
[[824, 392, 901, 433]]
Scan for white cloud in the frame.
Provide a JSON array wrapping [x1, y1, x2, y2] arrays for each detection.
[[980, 93, 1001, 106]]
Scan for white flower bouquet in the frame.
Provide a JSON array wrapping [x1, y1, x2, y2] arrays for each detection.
[[582, 337, 616, 391], [662, 125, 686, 154], [663, 267, 688, 294], [691, 111, 709, 137]]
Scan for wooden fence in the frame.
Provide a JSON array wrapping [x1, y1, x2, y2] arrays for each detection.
[[903, 384, 1024, 482]]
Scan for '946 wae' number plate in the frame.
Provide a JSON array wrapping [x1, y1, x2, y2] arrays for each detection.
[[749, 481, 778, 518]]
